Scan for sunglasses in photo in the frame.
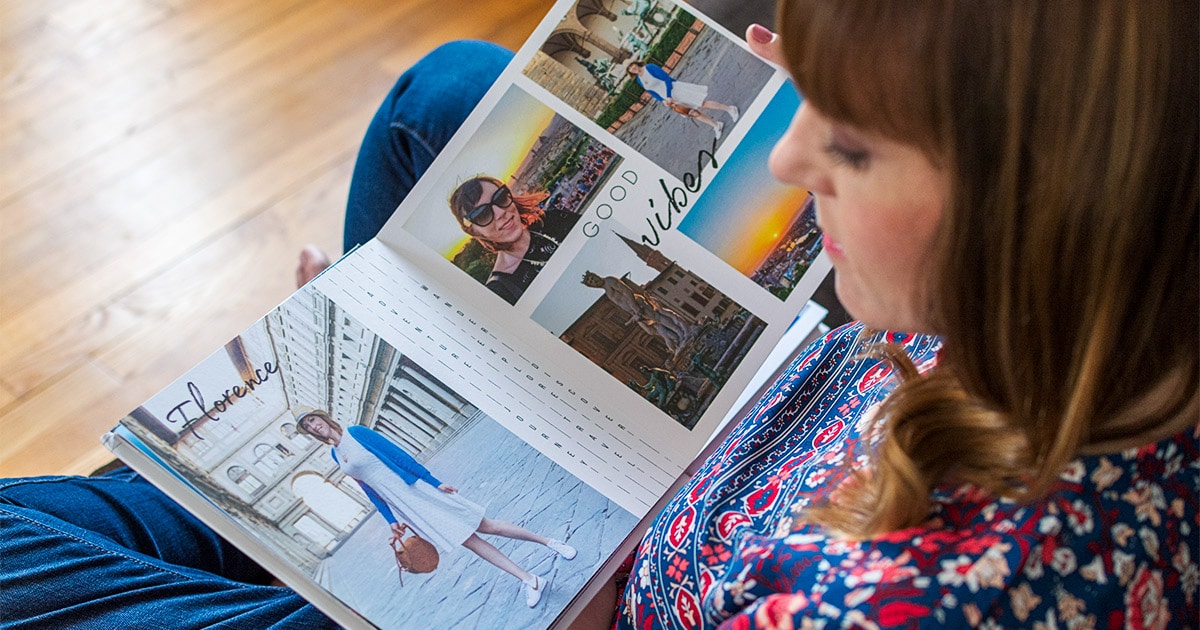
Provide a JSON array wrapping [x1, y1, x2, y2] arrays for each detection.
[[462, 185, 514, 227]]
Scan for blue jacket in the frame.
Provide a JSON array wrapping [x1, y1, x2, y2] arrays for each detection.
[[332, 425, 442, 524], [636, 64, 674, 102]]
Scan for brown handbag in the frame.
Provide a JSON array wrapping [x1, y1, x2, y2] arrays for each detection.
[[389, 523, 439, 584], [670, 103, 701, 118]]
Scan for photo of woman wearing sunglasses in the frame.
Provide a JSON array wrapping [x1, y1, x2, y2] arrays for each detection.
[[449, 175, 581, 304]]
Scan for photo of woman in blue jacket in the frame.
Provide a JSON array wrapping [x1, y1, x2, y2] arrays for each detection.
[[625, 61, 740, 138], [296, 410, 576, 608]]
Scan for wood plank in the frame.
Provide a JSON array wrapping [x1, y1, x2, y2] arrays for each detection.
[[0, 0, 556, 479], [0, 0, 396, 218], [0, 1, 73, 99], [0, 0, 550, 382], [0, 383, 16, 411], [97, 160, 353, 385], [0, 0, 312, 128], [0, 0, 496, 302], [0, 153, 347, 477], [0, 0, 320, 157], [0, 359, 125, 477], [0, 112, 369, 396]]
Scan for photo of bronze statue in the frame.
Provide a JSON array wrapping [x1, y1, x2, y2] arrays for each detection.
[[534, 230, 764, 429]]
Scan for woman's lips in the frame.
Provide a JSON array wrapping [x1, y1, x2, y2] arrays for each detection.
[[822, 233, 845, 259]]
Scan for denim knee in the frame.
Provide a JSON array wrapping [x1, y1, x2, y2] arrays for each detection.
[[384, 40, 514, 157], [343, 40, 513, 250], [0, 470, 271, 582], [0, 501, 328, 630]]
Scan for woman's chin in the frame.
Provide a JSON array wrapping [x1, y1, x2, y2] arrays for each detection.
[[495, 230, 530, 254], [833, 273, 930, 333]]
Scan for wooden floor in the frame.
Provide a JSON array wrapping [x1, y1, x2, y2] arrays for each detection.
[[0, 0, 553, 477]]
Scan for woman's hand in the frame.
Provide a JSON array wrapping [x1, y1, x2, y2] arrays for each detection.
[[438, 484, 458, 494], [389, 522, 407, 541], [663, 97, 676, 107], [746, 23, 786, 66]]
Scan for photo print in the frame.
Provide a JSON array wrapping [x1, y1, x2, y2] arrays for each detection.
[[120, 287, 638, 629], [679, 83, 822, 301], [403, 86, 623, 305], [532, 229, 765, 430], [523, 0, 773, 181]]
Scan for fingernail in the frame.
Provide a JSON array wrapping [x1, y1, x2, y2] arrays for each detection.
[[749, 24, 775, 44]]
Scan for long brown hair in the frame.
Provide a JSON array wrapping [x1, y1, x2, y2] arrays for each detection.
[[295, 410, 343, 446], [449, 176, 549, 253], [778, 0, 1199, 536]]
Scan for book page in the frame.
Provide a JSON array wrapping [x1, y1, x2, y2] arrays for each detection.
[[104, 1, 831, 626], [315, 248, 683, 511], [115, 285, 639, 628], [371, 0, 830, 468]]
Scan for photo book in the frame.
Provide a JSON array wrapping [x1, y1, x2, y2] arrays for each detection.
[[102, 0, 833, 626]]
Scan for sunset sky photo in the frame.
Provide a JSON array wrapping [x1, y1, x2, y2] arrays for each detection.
[[403, 86, 558, 259], [678, 83, 806, 276]]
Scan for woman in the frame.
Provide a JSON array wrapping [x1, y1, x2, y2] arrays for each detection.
[[448, 175, 578, 304], [600, 3, 1197, 628], [626, 61, 739, 139], [4, 6, 1193, 624], [295, 410, 576, 608]]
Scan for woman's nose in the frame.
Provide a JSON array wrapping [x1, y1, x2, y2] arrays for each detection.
[[768, 102, 833, 197]]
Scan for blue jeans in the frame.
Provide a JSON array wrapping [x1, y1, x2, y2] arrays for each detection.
[[0, 40, 511, 629], [0, 468, 325, 629], [344, 40, 514, 250]]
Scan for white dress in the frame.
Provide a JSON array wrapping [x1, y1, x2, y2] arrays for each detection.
[[334, 430, 485, 553], [640, 70, 709, 110], [667, 81, 709, 110]]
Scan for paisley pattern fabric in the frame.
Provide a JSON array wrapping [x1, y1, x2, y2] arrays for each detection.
[[616, 323, 1198, 629]]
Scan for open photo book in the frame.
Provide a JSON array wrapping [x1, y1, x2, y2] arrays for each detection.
[[102, 1, 832, 627]]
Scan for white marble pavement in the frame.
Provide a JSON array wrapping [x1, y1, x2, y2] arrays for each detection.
[[614, 26, 775, 181], [315, 418, 640, 629]]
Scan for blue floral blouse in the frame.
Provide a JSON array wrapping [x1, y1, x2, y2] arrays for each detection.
[[616, 323, 1198, 629]]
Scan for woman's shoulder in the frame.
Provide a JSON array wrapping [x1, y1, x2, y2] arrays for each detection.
[[987, 428, 1199, 625], [1030, 426, 1199, 529], [644, 63, 669, 78], [484, 272, 521, 304], [709, 433, 1198, 628], [535, 208, 581, 236], [926, 418, 1197, 538], [1049, 425, 1198, 535], [682, 324, 939, 523], [750, 323, 939, 412], [345, 424, 384, 449]]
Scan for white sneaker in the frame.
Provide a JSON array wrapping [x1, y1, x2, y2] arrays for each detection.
[[524, 575, 547, 608], [714, 121, 724, 138], [546, 539, 577, 560], [728, 106, 739, 122]]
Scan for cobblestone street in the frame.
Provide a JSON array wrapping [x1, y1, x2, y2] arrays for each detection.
[[315, 418, 639, 629], [616, 27, 774, 180]]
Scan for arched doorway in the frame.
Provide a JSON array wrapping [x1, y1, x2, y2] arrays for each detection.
[[290, 472, 368, 533]]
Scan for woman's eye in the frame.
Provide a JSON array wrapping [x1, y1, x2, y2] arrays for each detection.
[[823, 141, 870, 170]]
